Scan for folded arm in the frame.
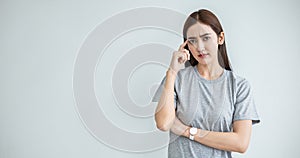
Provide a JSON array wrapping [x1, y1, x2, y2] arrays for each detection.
[[154, 70, 177, 131], [171, 117, 252, 153]]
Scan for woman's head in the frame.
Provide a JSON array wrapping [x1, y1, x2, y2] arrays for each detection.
[[183, 9, 232, 71]]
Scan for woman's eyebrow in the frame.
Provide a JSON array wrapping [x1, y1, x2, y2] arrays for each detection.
[[187, 37, 196, 39], [200, 33, 211, 37]]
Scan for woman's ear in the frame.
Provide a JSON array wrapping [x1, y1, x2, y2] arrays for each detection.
[[218, 32, 225, 45]]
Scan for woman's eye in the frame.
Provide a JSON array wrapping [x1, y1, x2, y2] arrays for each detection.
[[189, 39, 197, 44], [203, 36, 210, 41]]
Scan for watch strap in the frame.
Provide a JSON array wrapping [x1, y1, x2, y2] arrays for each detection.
[[189, 134, 195, 140]]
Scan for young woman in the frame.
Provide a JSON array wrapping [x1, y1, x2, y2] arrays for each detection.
[[153, 9, 260, 158]]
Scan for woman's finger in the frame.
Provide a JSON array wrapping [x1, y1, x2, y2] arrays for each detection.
[[178, 40, 189, 51], [183, 49, 190, 60], [178, 52, 188, 64], [177, 53, 184, 64]]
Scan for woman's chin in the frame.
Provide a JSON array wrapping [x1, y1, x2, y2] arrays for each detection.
[[196, 59, 209, 65]]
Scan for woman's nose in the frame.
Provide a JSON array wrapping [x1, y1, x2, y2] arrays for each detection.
[[196, 41, 205, 52]]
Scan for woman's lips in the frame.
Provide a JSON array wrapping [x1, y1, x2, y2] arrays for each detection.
[[198, 53, 208, 58]]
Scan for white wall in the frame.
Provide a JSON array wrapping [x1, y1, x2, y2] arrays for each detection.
[[1, 0, 300, 157]]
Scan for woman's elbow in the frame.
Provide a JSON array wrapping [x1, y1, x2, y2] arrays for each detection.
[[155, 114, 175, 132], [236, 146, 247, 154], [156, 123, 171, 132], [236, 141, 249, 153]]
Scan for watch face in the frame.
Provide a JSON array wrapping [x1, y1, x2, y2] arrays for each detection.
[[190, 127, 197, 135]]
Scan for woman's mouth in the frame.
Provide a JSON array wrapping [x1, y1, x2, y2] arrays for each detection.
[[198, 53, 208, 58]]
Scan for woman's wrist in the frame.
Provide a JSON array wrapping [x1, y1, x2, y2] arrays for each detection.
[[183, 127, 208, 140], [167, 68, 178, 76], [183, 126, 191, 138]]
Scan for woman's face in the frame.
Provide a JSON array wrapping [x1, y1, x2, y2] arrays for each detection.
[[186, 22, 224, 66]]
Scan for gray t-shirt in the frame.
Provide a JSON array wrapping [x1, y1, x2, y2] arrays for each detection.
[[152, 66, 260, 158]]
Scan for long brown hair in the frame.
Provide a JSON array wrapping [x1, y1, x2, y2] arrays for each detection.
[[183, 9, 232, 71]]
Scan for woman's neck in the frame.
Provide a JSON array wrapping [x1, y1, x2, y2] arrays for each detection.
[[196, 63, 224, 80]]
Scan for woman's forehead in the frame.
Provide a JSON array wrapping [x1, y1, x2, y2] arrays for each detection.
[[186, 22, 213, 37]]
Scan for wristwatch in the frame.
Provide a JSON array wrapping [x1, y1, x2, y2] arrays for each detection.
[[189, 127, 197, 140]]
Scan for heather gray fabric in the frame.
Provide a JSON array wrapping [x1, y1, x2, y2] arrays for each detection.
[[152, 66, 260, 158]]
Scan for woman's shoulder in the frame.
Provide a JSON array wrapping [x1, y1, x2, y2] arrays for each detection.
[[226, 70, 244, 80], [178, 66, 194, 74], [176, 66, 195, 79], [226, 70, 251, 89]]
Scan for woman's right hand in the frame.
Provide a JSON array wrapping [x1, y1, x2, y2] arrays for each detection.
[[169, 40, 190, 74]]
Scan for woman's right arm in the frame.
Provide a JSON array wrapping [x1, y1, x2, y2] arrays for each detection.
[[155, 40, 190, 131], [154, 69, 177, 131]]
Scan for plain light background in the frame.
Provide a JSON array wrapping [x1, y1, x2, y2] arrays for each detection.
[[1, 0, 300, 157]]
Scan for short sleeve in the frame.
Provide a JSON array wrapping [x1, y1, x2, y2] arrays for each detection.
[[233, 79, 260, 125], [152, 76, 178, 109]]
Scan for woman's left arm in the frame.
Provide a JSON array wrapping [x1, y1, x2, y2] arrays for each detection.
[[172, 117, 252, 153]]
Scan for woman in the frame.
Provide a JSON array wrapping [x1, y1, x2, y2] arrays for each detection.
[[152, 9, 260, 158]]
